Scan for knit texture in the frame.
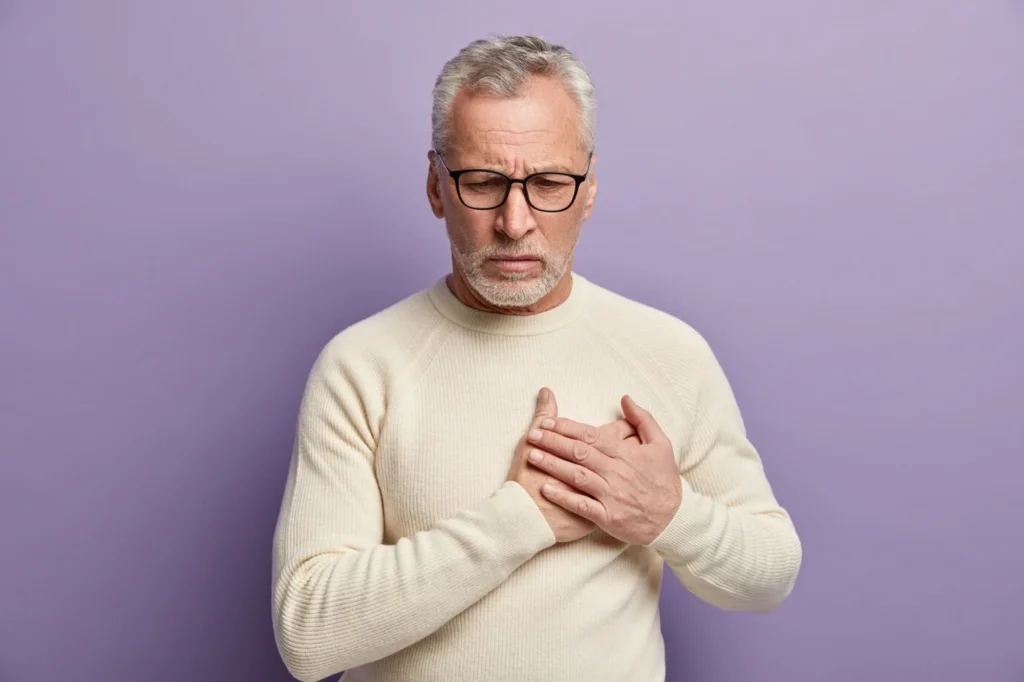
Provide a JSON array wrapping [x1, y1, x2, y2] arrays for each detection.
[[271, 272, 802, 682]]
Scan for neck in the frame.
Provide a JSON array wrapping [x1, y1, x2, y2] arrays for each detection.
[[446, 265, 574, 316]]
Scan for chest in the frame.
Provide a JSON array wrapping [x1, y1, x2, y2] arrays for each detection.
[[372, 355, 685, 539]]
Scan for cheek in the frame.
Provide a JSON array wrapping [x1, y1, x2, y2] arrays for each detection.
[[541, 216, 583, 250], [447, 210, 495, 247]]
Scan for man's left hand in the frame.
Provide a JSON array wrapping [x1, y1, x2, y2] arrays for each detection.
[[526, 393, 683, 545]]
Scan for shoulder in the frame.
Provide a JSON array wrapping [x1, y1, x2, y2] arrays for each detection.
[[294, 282, 454, 440], [304, 283, 452, 406], [579, 274, 717, 373], [575, 274, 728, 427]]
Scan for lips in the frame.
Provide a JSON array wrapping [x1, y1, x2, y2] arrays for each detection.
[[489, 256, 541, 273]]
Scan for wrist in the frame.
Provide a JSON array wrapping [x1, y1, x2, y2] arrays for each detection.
[[651, 485, 683, 539]]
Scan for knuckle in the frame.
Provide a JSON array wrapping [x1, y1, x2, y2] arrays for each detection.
[[573, 468, 588, 487], [582, 426, 598, 444], [571, 442, 589, 462], [576, 498, 589, 515]]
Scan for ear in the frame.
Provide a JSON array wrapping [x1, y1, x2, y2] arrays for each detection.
[[580, 152, 597, 222], [426, 151, 445, 219]]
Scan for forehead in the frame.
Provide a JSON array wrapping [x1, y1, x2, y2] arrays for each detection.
[[446, 75, 585, 172]]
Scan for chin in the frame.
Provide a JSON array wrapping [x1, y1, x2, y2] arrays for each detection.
[[468, 272, 556, 308]]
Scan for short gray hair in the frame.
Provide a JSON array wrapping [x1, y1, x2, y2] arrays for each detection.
[[431, 35, 596, 157]]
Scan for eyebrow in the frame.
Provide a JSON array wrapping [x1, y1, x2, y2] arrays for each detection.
[[476, 155, 577, 175], [529, 161, 575, 174]]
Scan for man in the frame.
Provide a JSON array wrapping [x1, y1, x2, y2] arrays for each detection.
[[272, 35, 801, 682]]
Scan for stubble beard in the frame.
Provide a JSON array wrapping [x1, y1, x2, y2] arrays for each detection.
[[450, 239, 569, 309]]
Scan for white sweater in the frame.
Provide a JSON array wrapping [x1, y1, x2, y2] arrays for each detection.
[[271, 272, 802, 682]]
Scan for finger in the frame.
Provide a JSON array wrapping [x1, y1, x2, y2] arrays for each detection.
[[533, 387, 558, 425], [542, 416, 633, 452], [541, 483, 606, 525], [621, 395, 667, 445], [539, 476, 574, 495], [527, 426, 612, 473], [601, 418, 637, 441], [528, 448, 609, 498], [544, 417, 601, 446]]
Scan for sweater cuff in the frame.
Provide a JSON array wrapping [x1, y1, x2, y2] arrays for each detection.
[[645, 476, 715, 564], [490, 481, 557, 554]]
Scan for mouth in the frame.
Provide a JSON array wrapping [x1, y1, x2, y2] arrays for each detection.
[[489, 256, 541, 273]]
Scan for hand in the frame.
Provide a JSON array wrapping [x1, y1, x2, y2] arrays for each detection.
[[508, 388, 638, 543], [526, 393, 682, 545]]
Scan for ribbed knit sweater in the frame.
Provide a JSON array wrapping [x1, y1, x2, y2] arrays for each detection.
[[271, 272, 802, 682]]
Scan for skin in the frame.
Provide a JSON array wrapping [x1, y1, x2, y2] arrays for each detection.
[[426, 73, 682, 542], [426, 74, 595, 312], [506, 388, 641, 543], [527, 395, 683, 545]]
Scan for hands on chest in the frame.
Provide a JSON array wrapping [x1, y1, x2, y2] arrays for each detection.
[[506, 387, 683, 546]]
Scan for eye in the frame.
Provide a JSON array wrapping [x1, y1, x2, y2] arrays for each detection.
[[530, 175, 574, 192], [465, 178, 504, 189]]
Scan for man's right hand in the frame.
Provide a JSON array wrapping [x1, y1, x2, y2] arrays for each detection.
[[507, 387, 638, 544]]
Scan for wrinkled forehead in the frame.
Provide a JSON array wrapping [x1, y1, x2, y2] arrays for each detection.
[[445, 76, 587, 171]]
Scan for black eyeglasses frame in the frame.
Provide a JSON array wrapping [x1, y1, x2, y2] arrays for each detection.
[[433, 151, 593, 213]]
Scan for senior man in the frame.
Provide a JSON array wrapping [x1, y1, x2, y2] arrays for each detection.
[[272, 34, 802, 682]]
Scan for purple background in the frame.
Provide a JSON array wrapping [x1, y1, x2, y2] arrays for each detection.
[[2, 2, 1023, 681]]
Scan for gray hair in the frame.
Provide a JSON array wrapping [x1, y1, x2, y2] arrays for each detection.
[[430, 35, 596, 158]]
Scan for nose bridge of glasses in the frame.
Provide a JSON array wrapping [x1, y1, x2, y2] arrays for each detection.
[[507, 176, 529, 196], [503, 177, 532, 211]]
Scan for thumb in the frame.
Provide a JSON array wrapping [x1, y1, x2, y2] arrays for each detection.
[[621, 395, 661, 445], [535, 387, 558, 421]]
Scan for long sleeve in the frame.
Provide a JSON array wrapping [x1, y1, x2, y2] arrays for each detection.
[[271, 338, 556, 682], [647, 339, 802, 612]]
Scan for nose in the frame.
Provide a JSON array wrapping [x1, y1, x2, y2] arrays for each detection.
[[494, 182, 536, 240]]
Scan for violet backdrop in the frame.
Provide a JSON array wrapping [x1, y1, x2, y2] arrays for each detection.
[[1, 2, 1022, 681]]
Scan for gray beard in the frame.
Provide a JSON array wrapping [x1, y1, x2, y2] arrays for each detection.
[[451, 244, 567, 309]]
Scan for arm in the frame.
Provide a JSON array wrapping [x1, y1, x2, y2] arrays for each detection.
[[271, 341, 555, 682], [647, 341, 802, 612]]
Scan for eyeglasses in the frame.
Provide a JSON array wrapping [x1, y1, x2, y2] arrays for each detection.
[[434, 151, 593, 212]]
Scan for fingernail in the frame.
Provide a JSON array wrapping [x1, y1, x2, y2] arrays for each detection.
[[540, 419, 555, 429], [528, 449, 543, 463], [528, 429, 543, 442]]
